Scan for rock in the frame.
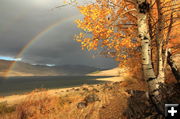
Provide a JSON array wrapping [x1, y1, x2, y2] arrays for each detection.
[[77, 101, 87, 109], [101, 106, 106, 109], [123, 90, 155, 118], [82, 88, 89, 92], [172, 54, 180, 70], [126, 90, 145, 95], [103, 85, 113, 91], [122, 88, 178, 118], [113, 82, 121, 85], [72, 88, 75, 90], [153, 83, 180, 113], [84, 94, 100, 103], [92, 88, 99, 92], [75, 88, 80, 91]]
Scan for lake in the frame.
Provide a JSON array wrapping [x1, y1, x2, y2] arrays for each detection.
[[0, 76, 111, 96]]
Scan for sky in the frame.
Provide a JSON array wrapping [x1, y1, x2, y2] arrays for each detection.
[[0, 0, 117, 69]]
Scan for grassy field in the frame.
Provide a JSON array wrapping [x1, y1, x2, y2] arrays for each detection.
[[0, 76, 146, 119]]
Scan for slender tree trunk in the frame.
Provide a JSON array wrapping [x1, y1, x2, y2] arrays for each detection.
[[157, 43, 165, 82], [164, 12, 173, 73], [156, 0, 165, 82], [136, 0, 167, 113], [137, 0, 157, 94]]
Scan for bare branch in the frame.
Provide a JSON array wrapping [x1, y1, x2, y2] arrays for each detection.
[[151, 17, 179, 30], [121, 9, 137, 16], [116, 23, 137, 26], [162, 6, 180, 14], [164, 12, 173, 68], [161, 0, 179, 6], [52, 0, 77, 9], [125, 0, 137, 5], [161, 3, 180, 9], [150, 0, 156, 9], [150, 22, 180, 39], [163, 22, 180, 30]]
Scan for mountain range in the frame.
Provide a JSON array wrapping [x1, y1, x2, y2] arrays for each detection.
[[0, 60, 103, 77]]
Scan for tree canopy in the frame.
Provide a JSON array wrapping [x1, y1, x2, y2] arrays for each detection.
[[75, 0, 180, 75]]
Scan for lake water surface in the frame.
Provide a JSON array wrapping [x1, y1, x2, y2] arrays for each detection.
[[0, 76, 111, 96]]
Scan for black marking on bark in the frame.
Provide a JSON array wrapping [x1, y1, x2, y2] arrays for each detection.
[[143, 58, 146, 60], [147, 77, 156, 82], [151, 89, 159, 94], [144, 36, 148, 40], [138, 34, 142, 38], [138, 2, 150, 14], [149, 94, 155, 97], [145, 42, 148, 43]]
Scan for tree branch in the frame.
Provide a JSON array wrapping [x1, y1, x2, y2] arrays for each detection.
[[164, 12, 173, 69]]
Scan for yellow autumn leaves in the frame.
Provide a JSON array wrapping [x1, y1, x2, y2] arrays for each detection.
[[74, 0, 141, 63]]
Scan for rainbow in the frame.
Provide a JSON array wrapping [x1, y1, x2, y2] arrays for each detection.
[[4, 14, 81, 77]]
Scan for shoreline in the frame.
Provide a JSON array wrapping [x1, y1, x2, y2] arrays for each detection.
[[0, 76, 123, 105]]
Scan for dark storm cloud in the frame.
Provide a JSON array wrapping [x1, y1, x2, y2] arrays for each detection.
[[0, 0, 117, 68]]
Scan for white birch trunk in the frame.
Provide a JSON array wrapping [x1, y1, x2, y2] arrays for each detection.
[[137, 0, 159, 95], [156, 0, 165, 83], [157, 42, 165, 82]]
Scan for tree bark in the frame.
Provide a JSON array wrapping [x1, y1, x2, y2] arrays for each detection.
[[155, 0, 165, 83], [164, 12, 173, 73], [137, 0, 167, 113], [137, 0, 158, 94], [157, 43, 165, 81]]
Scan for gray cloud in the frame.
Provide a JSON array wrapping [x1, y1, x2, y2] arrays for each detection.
[[0, 0, 117, 68]]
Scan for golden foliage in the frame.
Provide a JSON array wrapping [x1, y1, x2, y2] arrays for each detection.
[[74, 0, 140, 65], [75, 0, 180, 75]]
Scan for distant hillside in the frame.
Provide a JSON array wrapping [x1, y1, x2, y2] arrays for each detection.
[[87, 67, 127, 76], [0, 60, 102, 77]]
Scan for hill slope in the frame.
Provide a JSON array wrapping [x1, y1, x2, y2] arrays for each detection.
[[87, 67, 127, 76], [0, 60, 101, 77]]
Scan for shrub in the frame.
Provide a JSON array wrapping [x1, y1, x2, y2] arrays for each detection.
[[0, 102, 15, 114]]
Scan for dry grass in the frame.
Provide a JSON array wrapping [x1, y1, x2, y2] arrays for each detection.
[[0, 87, 101, 119], [0, 77, 147, 119], [0, 102, 15, 115]]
